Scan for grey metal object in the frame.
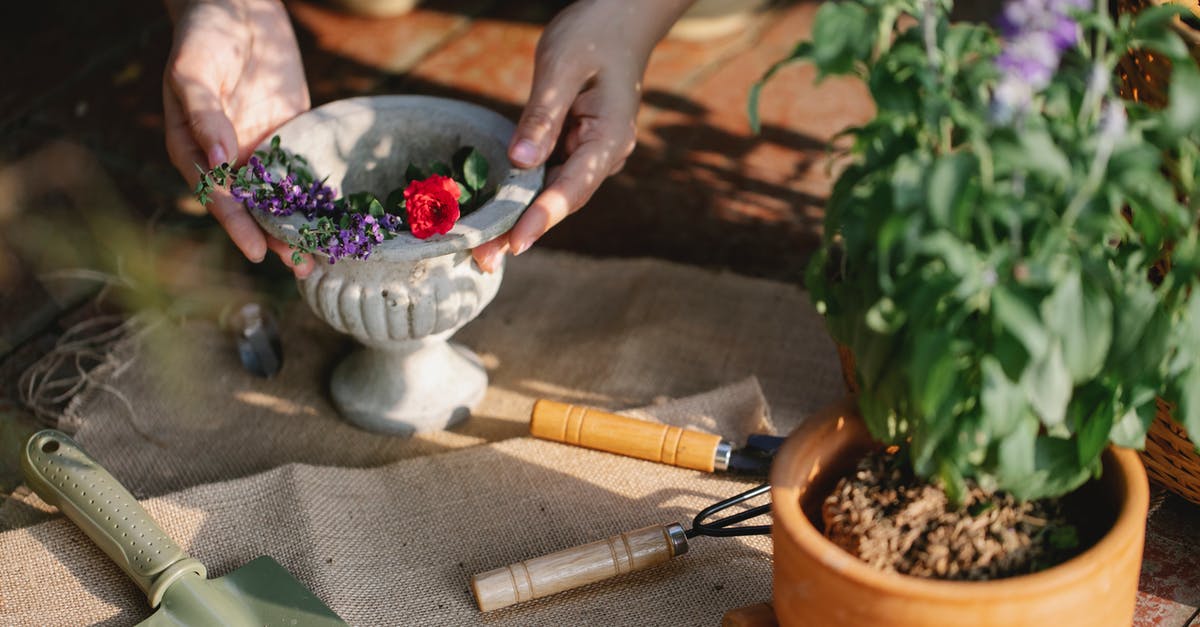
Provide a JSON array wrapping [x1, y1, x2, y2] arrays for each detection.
[[227, 303, 283, 378]]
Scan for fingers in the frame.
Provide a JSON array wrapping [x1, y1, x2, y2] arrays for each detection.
[[209, 192, 269, 263], [471, 232, 511, 274], [267, 236, 314, 278], [163, 82, 208, 186], [167, 66, 239, 168], [510, 55, 588, 168], [509, 139, 617, 255]]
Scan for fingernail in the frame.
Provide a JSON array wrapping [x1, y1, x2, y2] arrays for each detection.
[[512, 238, 532, 256], [511, 140, 538, 166], [209, 145, 228, 168]]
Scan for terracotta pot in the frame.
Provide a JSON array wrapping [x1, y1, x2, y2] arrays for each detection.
[[770, 398, 1149, 627]]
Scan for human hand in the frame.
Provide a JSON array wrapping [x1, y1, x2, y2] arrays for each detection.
[[471, 0, 697, 273], [164, 0, 314, 276]]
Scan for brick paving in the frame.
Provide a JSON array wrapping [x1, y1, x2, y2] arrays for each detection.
[[1, 0, 1198, 624]]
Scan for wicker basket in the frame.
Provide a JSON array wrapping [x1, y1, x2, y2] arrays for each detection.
[[833, 347, 1200, 505], [1112, 0, 1200, 504]]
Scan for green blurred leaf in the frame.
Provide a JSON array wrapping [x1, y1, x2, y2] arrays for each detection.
[[909, 332, 958, 447], [430, 161, 452, 177], [1167, 64, 1200, 134], [1022, 341, 1072, 430], [927, 153, 974, 230], [1110, 401, 1156, 449], [811, 2, 872, 76], [1042, 270, 1112, 382], [405, 164, 426, 183], [981, 355, 1025, 438], [1071, 384, 1114, 466], [993, 286, 1049, 360], [1129, 4, 1191, 61], [749, 41, 814, 133]]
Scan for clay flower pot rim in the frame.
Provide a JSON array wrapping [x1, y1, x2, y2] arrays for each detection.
[[770, 397, 1149, 601], [251, 95, 544, 262]]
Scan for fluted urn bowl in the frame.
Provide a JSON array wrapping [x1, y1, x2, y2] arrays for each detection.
[[251, 96, 543, 435]]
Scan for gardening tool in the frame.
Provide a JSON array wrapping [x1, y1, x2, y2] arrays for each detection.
[[530, 399, 784, 474], [21, 429, 346, 627], [471, 483, 771, 611]]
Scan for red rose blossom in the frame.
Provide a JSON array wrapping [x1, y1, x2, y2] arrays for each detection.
[[404, 174, 462, 239]]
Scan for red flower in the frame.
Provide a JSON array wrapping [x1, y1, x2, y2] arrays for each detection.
[[404, 174, 462, 239]]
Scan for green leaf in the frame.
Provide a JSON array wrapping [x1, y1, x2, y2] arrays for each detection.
[[992, 286, 1049, 360], [1110, 402, 1155, 449], [367, 196, 384, 217], [430, 161, 452, 177], [457, 182, 473, 207], [1167, 64, 1200, 135], [1021, 341, 1072, 430], [1071, 384, 1114, 466], [1041, 269, 1112, 382], [810, 2, 872, 77], [927, 153, 974, 230], [981, 356, 1025, 438], [346, 191, 376, 215], [463, 148, 489, 191], [1108, 274, 1157, 368], [910, 331, 958, 429], [750, 41, 813, 133], [1129, 5, 1191, 61], [405, 164, 426, 183], [1019, 127, 1072, 183], [890, 154, 925, 211], [384, 187, 406, 215]]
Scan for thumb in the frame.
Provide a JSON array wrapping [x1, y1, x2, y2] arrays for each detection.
[[168, 68, 238, 168], [510, 61, 583, 168]]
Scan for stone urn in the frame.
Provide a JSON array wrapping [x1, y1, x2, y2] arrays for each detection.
[[251, 96, 543, 435]]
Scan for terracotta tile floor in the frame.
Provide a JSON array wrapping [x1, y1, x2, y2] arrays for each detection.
[[1, 0, 1198, 624]]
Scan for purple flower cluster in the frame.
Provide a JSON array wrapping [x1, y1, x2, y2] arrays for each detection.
[[993, 0, 1090, 118], [322, 213, 404, 264], [230, 156, 338, 220]]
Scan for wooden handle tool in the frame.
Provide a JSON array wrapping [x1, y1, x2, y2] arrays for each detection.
[[531, 399, 731, 472], [471, 523, 689, 612]]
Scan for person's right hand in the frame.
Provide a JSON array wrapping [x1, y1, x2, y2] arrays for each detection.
[[164, 0, 314, 276]]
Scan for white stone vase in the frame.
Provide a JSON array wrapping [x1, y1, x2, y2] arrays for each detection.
[[251, 96, 542, 435]]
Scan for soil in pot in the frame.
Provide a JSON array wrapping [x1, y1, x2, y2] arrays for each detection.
[[821, 449, 1098, 581]]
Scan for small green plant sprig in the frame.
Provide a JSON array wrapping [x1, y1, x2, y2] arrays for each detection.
[[755, 0, 1200, 502]]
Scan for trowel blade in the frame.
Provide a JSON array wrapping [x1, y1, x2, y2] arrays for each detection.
[[137, 556, 346, 627]]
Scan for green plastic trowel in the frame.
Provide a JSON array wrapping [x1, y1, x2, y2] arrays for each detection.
[[21, 430, 348, 626]]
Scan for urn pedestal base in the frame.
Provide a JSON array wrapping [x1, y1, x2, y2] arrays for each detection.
[[330, 339, 487, 436]]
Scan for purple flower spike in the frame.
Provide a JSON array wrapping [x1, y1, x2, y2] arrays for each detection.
[[992, 0, 1089, 119]]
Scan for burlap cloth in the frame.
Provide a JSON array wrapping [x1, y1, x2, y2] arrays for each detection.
[[0, 250, 844, 625]]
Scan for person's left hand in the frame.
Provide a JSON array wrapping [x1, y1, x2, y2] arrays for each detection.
[[471, 0, 696, 273]]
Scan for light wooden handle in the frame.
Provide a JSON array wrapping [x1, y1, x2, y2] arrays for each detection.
[[471, 523, 688, 612], [531, 400, 725, 472]]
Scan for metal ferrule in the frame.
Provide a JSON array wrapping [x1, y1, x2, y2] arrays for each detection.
[[665, 523, 689, 556], [712, 440, 733, 472]]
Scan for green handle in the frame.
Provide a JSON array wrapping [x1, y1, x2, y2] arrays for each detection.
[[21, 430, 206, 607]]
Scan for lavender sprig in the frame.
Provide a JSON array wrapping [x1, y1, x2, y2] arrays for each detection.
[[992, 0, 1090, 120]]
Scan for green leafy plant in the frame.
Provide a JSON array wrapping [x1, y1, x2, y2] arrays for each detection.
[[754, 0, 1200, 501]]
